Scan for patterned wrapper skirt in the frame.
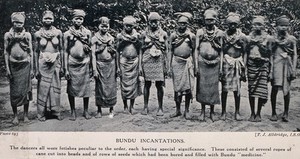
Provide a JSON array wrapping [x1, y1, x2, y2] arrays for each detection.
[[247, 58, 270, 99]]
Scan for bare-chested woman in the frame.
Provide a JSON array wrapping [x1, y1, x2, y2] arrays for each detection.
[[195, 9, 224, 122], [169, 12, 195, 119], [270, 15, 298, 122], [244, 16, 272, 122], [220, 13, 247, 121], [64, 9, 92, 120], [34, 10, 64, 121], [116, 16, 142, 114], [92, 17, 117, 118], [140, 12, 168, 116], [4, 12, 34, 125]]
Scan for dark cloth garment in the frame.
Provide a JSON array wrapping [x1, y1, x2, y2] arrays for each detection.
[[247, 58, 270, 100], [9, 58, 32, 107], [120, 56, 141, 100], [195, 26, 223, 105], [95, 59, 117, 107], [67, 56, 91, 97], [37, 52, 62, 116], [196, 56, 220, 105]]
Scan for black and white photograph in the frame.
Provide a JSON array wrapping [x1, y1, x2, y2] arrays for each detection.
[[1, 0, 300, 158], [1, 0, 299, 132]]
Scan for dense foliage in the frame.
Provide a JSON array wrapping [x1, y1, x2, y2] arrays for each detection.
[[0, 0, 300, 69]]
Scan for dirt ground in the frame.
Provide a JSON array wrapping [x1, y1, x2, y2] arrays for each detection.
[[0, 72, 300, 132]]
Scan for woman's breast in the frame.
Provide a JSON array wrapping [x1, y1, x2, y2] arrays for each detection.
[[199, 42, 218, 60]]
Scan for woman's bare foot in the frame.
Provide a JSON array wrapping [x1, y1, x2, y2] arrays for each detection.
[[156, 109, 164, 116], [95, 112, 102, 118], [109, 112, 114, 119], [198, 112, 205, 122], [282, 114, 289, 122], [24, 116, 30, 123], [38, 116, 46, 122], [254, 115, 262, 122], [141, 108, 149, 115], [12, 116, 19, 125], [269, 115, 278, 121], [220, 113, 226, 121], [184, 111, 192, 120], [170, 111, 182, 118], [235, 113, 242, 121], [248, 114, 255, 122], [69, 112, 76, 121], [83, 111, 92, 120]]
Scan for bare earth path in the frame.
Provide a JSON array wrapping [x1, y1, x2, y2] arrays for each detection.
[[0, 73, 300, 132]]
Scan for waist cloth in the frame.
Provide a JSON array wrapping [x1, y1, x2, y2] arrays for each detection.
[[120, 56, 142, 100], [37, 52, 62, 116], [172, 55, 194, 101], [95, 58, 117, 107], [9, 57, 32, 107], [196, 55, 220, 105], [222, 54, 244, 95], [247, 57, 270, 99], [142, 48, 165, 81], [67, 55, 91, 97], [272, 52, 293, 95]]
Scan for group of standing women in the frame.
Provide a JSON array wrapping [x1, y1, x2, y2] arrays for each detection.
[[4, 8, 297, 125]]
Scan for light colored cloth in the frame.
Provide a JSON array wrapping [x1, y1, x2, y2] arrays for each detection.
[[247, 58, 270, 99], [123, 16, 136, 25], [67, 56, 91, 97], [222, 54, 244, 95], [226, 12, 240, 24], [272, 34, 296, 95], [72, 9, 86, 17], [273, 52, 293, 95], [95, 59, 117, 107], [11, 12, 25, 23], [37, 52, 62, 116], [120, 56, 141, 100], [148, 12, 161, 21], [172, 56, 194, 93], [9, 57, 32, 107]]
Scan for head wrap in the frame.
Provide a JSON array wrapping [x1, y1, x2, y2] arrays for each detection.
[[226, 12, 240, 24], [204, 9, 217, 20], [72, 9, 86, 18], [175, 12, 193, 23], [148, 12, 161, 21], [11, 12, 25, 23], [252, 16, 265, 25], [123, 16, 136, 25], [276, 15, 290, 26], [99, 16, 110, 25], [42, 10, 54, 19]]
